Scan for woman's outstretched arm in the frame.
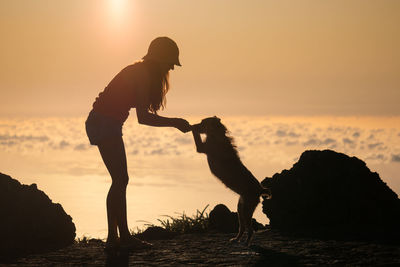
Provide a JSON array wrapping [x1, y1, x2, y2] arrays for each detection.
[[136, 106, 191, 133], [133, 63, 190, 133]]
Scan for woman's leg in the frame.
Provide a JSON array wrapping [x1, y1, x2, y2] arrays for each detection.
[[97, 136, 131, 243]]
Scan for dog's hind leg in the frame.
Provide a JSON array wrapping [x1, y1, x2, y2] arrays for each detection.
[[243, 197, 259, 246], [230, 196, 245, 243]]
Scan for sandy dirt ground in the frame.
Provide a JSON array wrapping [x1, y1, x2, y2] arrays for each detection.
[[5, 230, 400, 266]]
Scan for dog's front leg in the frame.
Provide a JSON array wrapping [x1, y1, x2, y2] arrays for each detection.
[[192, 131, 206, 153]]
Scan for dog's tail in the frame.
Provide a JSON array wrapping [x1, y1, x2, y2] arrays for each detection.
[[260, 187, 272, 199]]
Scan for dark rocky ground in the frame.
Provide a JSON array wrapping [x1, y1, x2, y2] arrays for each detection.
[[5, 230, 399, 266]]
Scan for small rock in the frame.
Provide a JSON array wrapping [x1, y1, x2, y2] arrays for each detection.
[[135, 226, 177, 240], [209, 204, 265, 233]]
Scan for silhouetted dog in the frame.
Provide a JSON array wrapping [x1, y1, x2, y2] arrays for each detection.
[[192, 117, 271, 245]]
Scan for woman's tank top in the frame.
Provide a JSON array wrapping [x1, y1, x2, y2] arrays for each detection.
[[92, 63, 142, 124]]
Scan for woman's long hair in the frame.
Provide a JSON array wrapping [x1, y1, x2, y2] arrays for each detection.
[[143, 60, 170, 114]]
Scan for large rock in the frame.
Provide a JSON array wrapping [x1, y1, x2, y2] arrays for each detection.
[[261, 150, 400, 234], [0, 172, 76, 259], [209, 204, 264, 233]]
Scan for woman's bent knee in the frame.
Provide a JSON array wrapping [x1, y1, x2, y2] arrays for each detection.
[[111, 175, 129, 188]]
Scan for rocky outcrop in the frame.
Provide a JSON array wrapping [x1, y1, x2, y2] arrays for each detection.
[[209, 204, 264, 233], [261, 150, 400, 234], [0, 172, 76, 259]]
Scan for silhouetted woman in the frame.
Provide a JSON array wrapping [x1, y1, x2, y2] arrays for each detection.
[[85, 37, 191, 250]]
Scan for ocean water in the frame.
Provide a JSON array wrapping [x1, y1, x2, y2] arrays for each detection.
[[0, 115, 399, 238]]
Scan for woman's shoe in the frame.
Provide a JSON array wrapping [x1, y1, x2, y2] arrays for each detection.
[[104, 239, 120, 252]]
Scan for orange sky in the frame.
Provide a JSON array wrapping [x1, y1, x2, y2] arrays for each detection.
[[0, 0, 399, 117]]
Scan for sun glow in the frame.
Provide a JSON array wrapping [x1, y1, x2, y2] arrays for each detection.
[[107, 0, 129, 25], [109, 0, 126, 12]]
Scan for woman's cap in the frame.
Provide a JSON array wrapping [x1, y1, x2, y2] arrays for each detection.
[[143, 37, 181, 66]]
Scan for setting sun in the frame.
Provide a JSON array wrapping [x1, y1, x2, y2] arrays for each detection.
[[104, 0, 134, 33], [108, 0, 127, 16]]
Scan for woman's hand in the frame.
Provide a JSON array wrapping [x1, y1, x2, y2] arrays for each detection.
[[174, 118, 191, 133], [136, 107, 191, 132]]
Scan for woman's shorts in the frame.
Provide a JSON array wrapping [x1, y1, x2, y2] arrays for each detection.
[[85, 110, 123, 145]]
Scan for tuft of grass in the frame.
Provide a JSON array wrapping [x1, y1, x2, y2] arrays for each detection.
[[157, 204, 210, 234], [76, 235, 91, 244], [130, 219, 156, 236], [131, 205, 210, 236], [130, 224, 149, 236]]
